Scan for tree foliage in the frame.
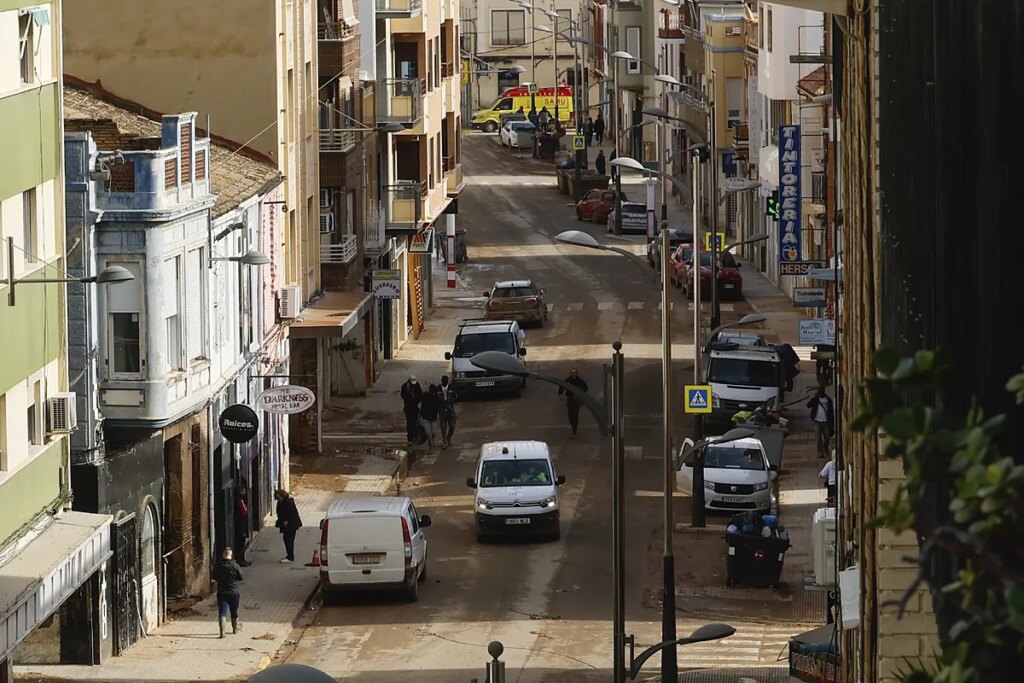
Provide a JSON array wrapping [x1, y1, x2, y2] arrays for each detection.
[[851, 349, 1024, 682]]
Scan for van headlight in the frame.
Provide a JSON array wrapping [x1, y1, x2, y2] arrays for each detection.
[[753, 481, 769, 491], [541, 496, 557, 509], [455, 371, 467, 379], [477, 498, 494, 510]]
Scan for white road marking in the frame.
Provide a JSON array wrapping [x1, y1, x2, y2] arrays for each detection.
[[597, 301, 614, 311], [687, 302, 735, 311], [418, 452, 439, 467], [457, 448, 478, 463], [657, 302, 675, 310], [628, 301, 644, 310], [566, 303, 584, 311], [546, 303, 554, 312]]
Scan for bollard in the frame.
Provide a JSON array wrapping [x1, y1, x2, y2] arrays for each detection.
[[486, 641, 505, 683]]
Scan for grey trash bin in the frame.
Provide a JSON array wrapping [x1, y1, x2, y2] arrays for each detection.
[[441, 229, 468, 263], [516, 127, 536, 149], [742, 423, 788, 471]]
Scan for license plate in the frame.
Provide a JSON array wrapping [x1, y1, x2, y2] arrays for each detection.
[[723, 284, 735, 289], [476, 380, 496, 387], [350, 553, 384, 565], [721, 496, 747, 503], [505, 517, 531, 525]]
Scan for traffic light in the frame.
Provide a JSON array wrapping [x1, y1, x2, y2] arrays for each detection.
[[766, 190, 780, 220]]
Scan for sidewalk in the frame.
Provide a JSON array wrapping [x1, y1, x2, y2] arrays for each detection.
[[17, 451, 409, 683]]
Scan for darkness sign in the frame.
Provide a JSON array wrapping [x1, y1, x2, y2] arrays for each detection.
[[219, 404, 259, 444]]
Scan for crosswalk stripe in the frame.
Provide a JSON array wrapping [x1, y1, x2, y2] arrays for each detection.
[[597, 301, 614, 311], [567, 303, 584, 311], [657, 302, 675, 310], [628, 301, 644, 310], [687, 303, 735, 311], [546, 303, 554, 312]]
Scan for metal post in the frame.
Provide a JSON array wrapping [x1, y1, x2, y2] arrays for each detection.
[[692, 154, 706, 527], [446, 213, 456, 288], [709, 95, 721, 330], [613, 166, 623, 235], [659, 228, 677, 681], [660, 49, 668, 220], [611, 341, 626, 683], [553, 10, 559, 129], [646, 177, 656, 245], [5, 237, 15, 306]]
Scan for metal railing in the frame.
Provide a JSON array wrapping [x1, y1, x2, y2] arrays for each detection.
[[377, 78, 423, 124], [442, 154, 456, 172], [317, 20, 353, 41], [659, 9, 684, 38], [319, 127, 358, 152], [364, 210, 386, 252], [441, 62, 454, 78], [375, 0, 422, 15], [320, 234, 358, 264], [811, 171, 827, 204], [383, 181, 424, 230]]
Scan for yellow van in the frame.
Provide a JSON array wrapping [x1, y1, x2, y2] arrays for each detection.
[[471, 87, 574, 132]]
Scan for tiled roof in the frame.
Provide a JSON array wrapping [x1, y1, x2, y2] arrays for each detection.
[[63, 85, 281, 218]]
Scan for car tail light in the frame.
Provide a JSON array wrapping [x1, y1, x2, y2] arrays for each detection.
[[488, 300, 502, 308], [524, 297, 537, 305], [401, 517, 412, 566], [319, 519, 329, 568]]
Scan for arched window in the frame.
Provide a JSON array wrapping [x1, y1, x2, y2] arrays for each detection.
[[141, 506, 157, 578]]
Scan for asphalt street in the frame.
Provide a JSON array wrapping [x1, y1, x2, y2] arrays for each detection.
[[284, 134, 801, 682]]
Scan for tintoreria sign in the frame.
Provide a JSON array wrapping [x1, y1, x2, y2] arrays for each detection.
[[778, 125, 802, 264], [257, 385, 316, 414]]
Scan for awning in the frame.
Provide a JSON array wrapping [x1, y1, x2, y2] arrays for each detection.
[[288, 291, 373, 338], [0, 511, 112, 661], [798, 65, 829, 99]]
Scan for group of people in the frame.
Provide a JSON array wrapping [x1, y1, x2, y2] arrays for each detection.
[[401, 375, 456, 450], [581, 113, 606, 145]]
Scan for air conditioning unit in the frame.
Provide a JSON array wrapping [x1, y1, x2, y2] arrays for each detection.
[[319, 214, 335, 234], [279, 285, 302, 319], [320, 189, 333, 208], [47, 392, 78, 435]]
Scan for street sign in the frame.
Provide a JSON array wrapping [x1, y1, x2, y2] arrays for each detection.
[[799, 319, 836, 345], [257, 385, 316, 414], [794, 286, 827, 308], [528, 82, 538, 94], [704, 232, 725, 251], [723, 177, 759, 192], [371, 269, 402, 299], [219, 404, 260, 444], [684, 385, 713, 414], [777, 124, 803, 264], [572, 135, 585, 151], [780, 260, 826, 276], [807, 267, 841, 282]]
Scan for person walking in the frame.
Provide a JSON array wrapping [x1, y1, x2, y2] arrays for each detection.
[[233, 481, 252, 566], [400, 375, 423, 443], [274, 489, 303, 563], [419, 385, 443, 450], [819, 453, 837, 503], [213, 548, 244, 638], [538, 106, 550, 131], [439, 375, 456, 446], [557, 368, 590, 438], [583, 116, 594, 146], [807, 388, 835, 458], [595, 149, 607, 176], [593, 112, 605, 144]]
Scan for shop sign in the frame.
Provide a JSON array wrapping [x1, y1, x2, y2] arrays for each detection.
[[410, 228, 435, 253], [794, 286, 827, 307], [778, 124, 802, 264], [257, 385, 316, 414], [219, 404, 259, 444], [371, 269, 402, 299], [799, 319, 836, 346]]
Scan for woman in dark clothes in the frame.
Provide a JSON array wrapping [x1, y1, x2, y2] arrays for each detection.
[[212, 548, 244, 638], [274, 489, 303, 563]]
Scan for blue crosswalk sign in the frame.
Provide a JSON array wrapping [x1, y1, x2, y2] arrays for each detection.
[[684, 385, 712, 414]]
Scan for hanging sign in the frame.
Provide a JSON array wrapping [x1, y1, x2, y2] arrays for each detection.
[[778, 125, 802, 264], [257, 385, 316, 414], [219, 404, 260, 444], [371, 269, 402, 299], [410, 228, 435, 253]]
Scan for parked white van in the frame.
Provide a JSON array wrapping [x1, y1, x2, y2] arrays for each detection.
[[318, 496, 432, 602], [467, 441, 566, 542], [705, 345, 784, 426]]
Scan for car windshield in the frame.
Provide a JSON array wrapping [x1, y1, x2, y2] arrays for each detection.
[[511, 122, 534, 130], [453, 332, 516, 357], [493, 287, 533, 298], [695, 253, 738, 268], [707, 357, 779, 387], [480, 459, 553, 487], [621, 204, 646, 215], [704, 446, 765, 471]]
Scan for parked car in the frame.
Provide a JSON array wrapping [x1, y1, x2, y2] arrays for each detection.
[[500, 119, 536, 148], [676, 437, 777, 514], [445, 319, 528, 398], [668, 243, 694, 287], [576, 189, 626, 224], [683, 251, 744, 299], [318, 496, 432, 602], [606, 202, 648, 234], [647, 229, 693, 269], [483, 280, 547, 327]]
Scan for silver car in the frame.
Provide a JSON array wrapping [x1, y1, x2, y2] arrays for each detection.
[[607, 202, 648, 234]]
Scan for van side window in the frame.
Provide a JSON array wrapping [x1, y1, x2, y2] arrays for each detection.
[[408, 506, 419, 533], [494, 97, 513, 111]]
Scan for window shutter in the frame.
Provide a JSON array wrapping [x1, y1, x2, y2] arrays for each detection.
[[163, 258, 179, 317], [186, 249, 203, 359], [108, 262, 143, 312]]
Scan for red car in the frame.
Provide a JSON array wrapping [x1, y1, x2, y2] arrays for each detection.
[[683, 251, 743, 299], [668, 243, 694, 287], [576, 189, 627, 224]]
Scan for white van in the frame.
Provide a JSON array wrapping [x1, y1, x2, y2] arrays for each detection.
[[318, 496, 432, 602], [466, 441, 566, 542], [705, 345, 784, 426]]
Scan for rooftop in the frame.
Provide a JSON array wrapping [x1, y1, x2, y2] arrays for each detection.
[[63, 85, 280, 218]]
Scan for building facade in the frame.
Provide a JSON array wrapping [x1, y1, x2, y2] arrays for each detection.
[[0, 1, 113, 676]]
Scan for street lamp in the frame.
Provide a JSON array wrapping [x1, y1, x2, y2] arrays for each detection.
[[625, 622, 736, 680], [1, 236, 136, 306], [212, 249, 271, 266], [471, 344, 627, 683], [686, 425, 760, 528]]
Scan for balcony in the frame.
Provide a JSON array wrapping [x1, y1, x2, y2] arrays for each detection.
[[377, 78, 424, 125], [811, 171, 827, 205], [364, 210, 386, 254], [375, 0, 422, 18], [321, 234, 359, 265], [443, 155, 463, 195], [318, 23, 358, 79], [383, 181, 425, 232], [319, 127, 357, 153], [659, 9, 684, 39]]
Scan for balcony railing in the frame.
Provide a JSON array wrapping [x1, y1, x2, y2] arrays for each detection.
[[732, 122, 750, 149], [375, 0, 422, 17], [383, 181, 424, 231], [811, 171, 827, 204], [443, 156, 463, 194], [318, 24, 358, 76], [377, 78, 424, 125], [659, 9, 684, 39], [319, 127, 358, 152], [441, 62, 454, 78], [364, 210, 386, 253], [320, 234, 359, 264]]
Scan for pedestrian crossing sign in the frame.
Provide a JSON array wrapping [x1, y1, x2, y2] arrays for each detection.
[[704, 232, 726, 252], [573, 135, 586, 151], [684, 385, 713, 414]]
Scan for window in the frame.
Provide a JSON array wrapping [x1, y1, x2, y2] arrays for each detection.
[[555, 9, 572, 41], [759, 7, 764, 49], [27, 379, 41, 446], [479, 459, 553, 487], [141, 506, 157, 577], [163, 257, 182, 371], [185, 249, 204, 361], [22, 189, 37, 265], [18, 13, 34, 84], [491, 10, 525, 46], [726, 77, 743, 124], [346, 191, 355, 235], [107, 261, 144, 378], [626, 27, 641, 74], [766, 6, 773, 52]]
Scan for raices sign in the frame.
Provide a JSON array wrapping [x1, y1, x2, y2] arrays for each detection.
[[257, 385, 316, 415]]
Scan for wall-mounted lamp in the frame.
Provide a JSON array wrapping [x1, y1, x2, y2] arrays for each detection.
[[211, 249, 271, 266], [0, 237, 135, 306]]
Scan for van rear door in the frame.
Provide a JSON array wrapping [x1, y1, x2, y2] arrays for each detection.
[[325, 514, 405, 585]]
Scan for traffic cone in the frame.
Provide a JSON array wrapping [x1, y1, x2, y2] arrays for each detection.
[[305, 547, 320, 567]]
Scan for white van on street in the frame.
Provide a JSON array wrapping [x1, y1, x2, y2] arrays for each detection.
[[467, 441, 566, 542], [318, 496, 432, 602], [705, 345, 784, 425]]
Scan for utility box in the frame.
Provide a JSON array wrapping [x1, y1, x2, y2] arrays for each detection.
[[812, 507, 837, 587]]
